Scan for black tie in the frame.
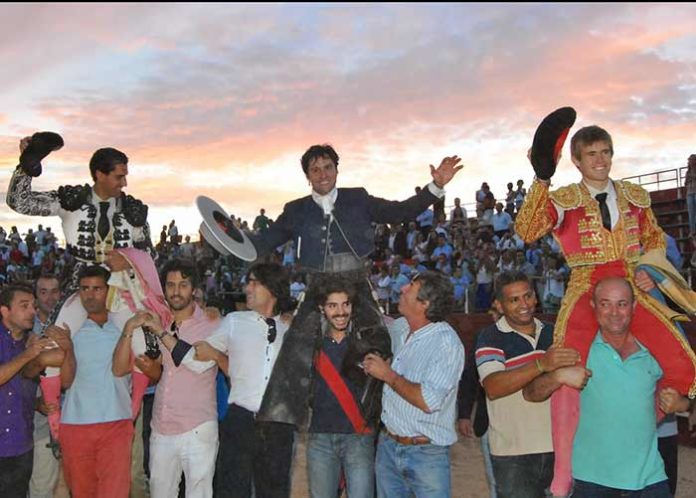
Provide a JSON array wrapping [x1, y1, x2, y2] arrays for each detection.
[[265, 318, 277, 344], [595, 193, 611, 231], [98, 202, 110, 240]]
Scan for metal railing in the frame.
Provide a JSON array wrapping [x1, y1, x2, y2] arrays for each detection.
[[621, 167, 688, 194]]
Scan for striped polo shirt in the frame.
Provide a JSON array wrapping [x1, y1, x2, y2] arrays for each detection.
[[475, 316, 554, 456]]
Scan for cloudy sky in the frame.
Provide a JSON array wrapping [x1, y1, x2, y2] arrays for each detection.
[[1, 3, 694, 241]]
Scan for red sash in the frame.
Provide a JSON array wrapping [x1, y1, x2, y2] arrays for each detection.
[[315, 350, 371, 434]]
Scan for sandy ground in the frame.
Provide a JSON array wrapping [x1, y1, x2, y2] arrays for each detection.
[[291, 432, 696, 498], [51, 428, 696, 497]]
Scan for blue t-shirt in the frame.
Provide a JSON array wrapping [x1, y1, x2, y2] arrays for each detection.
[[573, 333, 666, 490], [62, 319, 132, 424]]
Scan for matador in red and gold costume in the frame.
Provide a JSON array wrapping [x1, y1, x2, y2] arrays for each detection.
[[516, 108, 696, 497]]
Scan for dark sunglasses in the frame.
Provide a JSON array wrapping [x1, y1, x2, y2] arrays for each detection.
[[265, 318, 277, 344]]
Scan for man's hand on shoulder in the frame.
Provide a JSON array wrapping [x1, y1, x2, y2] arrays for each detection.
[[280, 312, 293, 326], [430, 156, 464, 189]]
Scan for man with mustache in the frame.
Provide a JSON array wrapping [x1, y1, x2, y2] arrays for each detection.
[[248, 144, 463, 428], [307, 278, 390, 498]]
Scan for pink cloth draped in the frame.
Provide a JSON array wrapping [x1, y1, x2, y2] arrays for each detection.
[[115, 248, 173, 329]]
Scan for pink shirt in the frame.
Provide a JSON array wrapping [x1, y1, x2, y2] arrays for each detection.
[[152, 306, 219, 435]]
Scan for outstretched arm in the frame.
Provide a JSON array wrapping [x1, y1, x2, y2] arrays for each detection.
[[523, 366, 592, 402], [6, 136, 62, 216], [482, 348, 581, 401]]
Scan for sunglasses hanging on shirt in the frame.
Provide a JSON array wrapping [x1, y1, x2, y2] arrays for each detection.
[[265, 318, 277, 344]]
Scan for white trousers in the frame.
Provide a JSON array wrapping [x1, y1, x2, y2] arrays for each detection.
[[149, 420, 219, 498]]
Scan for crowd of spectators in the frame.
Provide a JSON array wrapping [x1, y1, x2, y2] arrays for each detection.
[[361, 180, 572, 315], [0, 224, 72, 286], [0, 184, 572, 319], [146, 187, 572, 317], [7, 177, 693, 321]]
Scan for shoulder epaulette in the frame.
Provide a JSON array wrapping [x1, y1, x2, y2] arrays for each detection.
[[549, 183, 582, 209], [122, 194, 149, 227], [57, 184, 91, 211], [617, 181, 651, 208]]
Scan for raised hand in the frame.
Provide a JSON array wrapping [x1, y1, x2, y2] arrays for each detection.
[[430, 155, 464, 188]]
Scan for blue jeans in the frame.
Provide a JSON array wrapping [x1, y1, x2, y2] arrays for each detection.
[[571, 479, 671, 497], [481, 431, 498, 498], [375, 433, 450, 498], [307, 432, 375, 498], [490, 452, 554, 498], [687, 193, 696, 234]]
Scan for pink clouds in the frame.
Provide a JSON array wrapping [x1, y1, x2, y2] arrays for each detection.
[[1, 3, 695, 238]]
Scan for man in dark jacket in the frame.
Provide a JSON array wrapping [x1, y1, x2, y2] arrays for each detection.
[[254, 144, 463, 426]]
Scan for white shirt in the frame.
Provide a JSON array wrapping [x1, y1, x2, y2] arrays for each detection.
[[312, 182, 445, 218], [312, 187, 339, 216], [182, 311, 288, 413], [553, 180, 618, 229]]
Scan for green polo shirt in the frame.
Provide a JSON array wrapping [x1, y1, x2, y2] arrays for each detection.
[[572, 332, 666, 490]]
